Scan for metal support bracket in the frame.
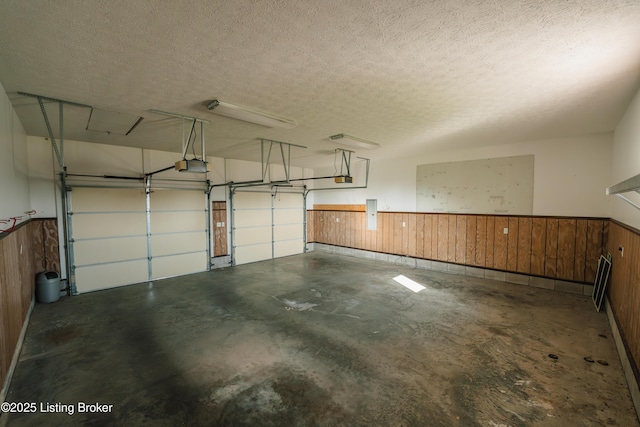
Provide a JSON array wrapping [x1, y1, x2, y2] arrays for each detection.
[[606, 173, 640, 212], [336, 148, 354, 177], [19, 91, 92, 169], [37, 97, 64, 168], [149, 110, 208, 162], [260, 139, 307, 183]]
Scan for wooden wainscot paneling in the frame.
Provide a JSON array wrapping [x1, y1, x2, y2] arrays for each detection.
[[316, 211, 325, 243], [475, 216, 487, 267], [0, 237, 8, 383], [338, 211, 347, 247], [573, 219, 587, 282], [2, 232, 25, 381], [320, 211, 329, 244], [557, 219, 576, 280], [344, 211, 354, 248], [530, 218, 546, 276], [455, 215, 467, 264], [422, 214, 434, 260], [465, 216, 477, 266], [407, 214, 418, 257], [506, 217, 519, 272], [493, 216, 508, 270], [606, 221, 640, 383], [447, 215, 456, 262], [430, 214, 439, 260], [585, 219, 605, 283], [327, 211, 337, 246], [485, 216, 495, 268], [0, 222, 43, 391], [355, 211, 365, 250], [437, 215, 449, 261], [32, 221, 45, 272], [517, 217, 532, 274], [306, 211, 315, 243], [628, 229, 640, 368], [20, 226, 35, 317], [310, 209, 607, 287], [415, 214, 425, 258], [545, 218, 559, 277], [44, 219, 60, 272], [393, 213, 404, 255], [356, 211, 363, 249], [326, 211, 335, 245]]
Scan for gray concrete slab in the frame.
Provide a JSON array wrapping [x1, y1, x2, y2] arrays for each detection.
[[2, 252, 638, 427]]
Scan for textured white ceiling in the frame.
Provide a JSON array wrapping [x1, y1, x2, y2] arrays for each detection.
[[1, 0, 639, 168]]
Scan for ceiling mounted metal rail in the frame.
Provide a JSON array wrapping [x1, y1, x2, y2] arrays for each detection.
[[606, 173, 640, 211], [19, 91, 92, 169], [260, 138, 307, 184], [305, 157, 371, 195], [148, 109, 210, 123]]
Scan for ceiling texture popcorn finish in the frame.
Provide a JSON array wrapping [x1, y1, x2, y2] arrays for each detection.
[[0, 0, 639, 167]]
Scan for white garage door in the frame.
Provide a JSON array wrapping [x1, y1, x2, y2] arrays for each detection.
[[232, 191, 304, 265], [69, 187, 208, 293], [150, 190, 208, 280]]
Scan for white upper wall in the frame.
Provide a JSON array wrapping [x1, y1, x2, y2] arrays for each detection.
[[0, 81, 30, 226], [611, 85, 640, 230], [313, 133, 613, 217]]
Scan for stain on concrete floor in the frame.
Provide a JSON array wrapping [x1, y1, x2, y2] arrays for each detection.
[[2, 252, 638, 426]]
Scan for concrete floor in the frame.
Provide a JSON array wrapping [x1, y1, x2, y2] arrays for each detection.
[[2, 252, 638, 426]]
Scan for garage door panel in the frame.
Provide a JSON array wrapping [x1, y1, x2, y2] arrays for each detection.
[[152, 253, 207, 279], [274, 224, 303, 240], [232, 192, 303, 265], [274, 240, 303, 258], [235, 226, 271, 246], [74, 236, 147, 265], [72, 188, 146, 212], [73, 213, 147, 239], [150, 211, 206, 234], [234, 209, 272, 227], [273, 193, 301, 208], [151, 190, 204, 210], [234, 192, 271, 209], [75, 260, 149, 293], [235, 243, 272, 265], [151, 232, 206, 256], [273, 209, 302, 225], [70, 185, 209, 293]]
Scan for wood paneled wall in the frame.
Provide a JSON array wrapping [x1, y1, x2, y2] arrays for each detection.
[[308, 211, 606, 283], [606, 221, 640, 382], [1, 219, 59, 391], [32, 219, 60, 273], [1, 222, 36, 390], [212, 202, 228, 257]]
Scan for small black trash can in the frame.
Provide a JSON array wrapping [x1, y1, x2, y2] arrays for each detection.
[[36, 271, 60, 303]]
